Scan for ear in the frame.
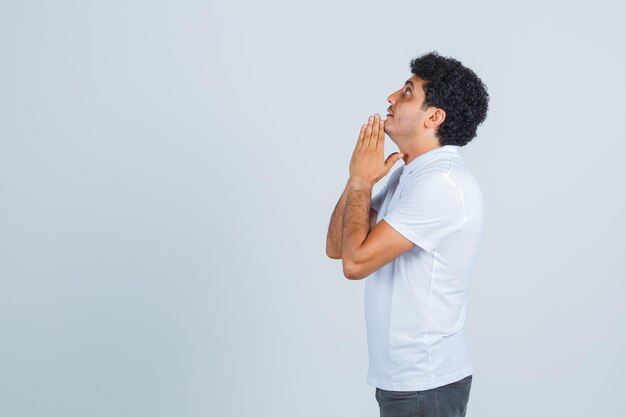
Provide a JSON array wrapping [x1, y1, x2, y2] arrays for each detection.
[[425, 108, 446, 128]]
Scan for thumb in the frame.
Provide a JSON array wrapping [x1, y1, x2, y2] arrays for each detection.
[[385, 152, 404, 168]]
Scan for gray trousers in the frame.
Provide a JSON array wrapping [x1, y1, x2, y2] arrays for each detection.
[[375, 375, 472, 417]]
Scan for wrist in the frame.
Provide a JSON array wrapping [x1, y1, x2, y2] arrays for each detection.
[[347, 177, 373, 191]]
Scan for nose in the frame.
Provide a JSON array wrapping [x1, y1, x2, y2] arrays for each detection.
[[387, 89, 400, 106], [387, 91, 397, 107]]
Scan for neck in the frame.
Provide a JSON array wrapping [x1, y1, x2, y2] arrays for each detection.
[[399, 142, 442, 165]]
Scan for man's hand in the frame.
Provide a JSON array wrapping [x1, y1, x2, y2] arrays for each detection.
[[348, 113, 404, 187]]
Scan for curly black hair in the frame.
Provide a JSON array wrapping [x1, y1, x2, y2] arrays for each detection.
[[410, 51, 489, 146]]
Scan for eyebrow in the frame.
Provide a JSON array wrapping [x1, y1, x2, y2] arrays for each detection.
[[404, 80, 414, 89]]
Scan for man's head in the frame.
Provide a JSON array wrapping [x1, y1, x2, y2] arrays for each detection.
[[385, 51, 489, 148]]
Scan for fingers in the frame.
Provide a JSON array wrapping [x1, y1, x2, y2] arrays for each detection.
[[370, 115, 380, 147], [358, 123, 367, 148], [362, 116, 374, 149], [358, 114, 383, 149], [376, 120, 385, 149]]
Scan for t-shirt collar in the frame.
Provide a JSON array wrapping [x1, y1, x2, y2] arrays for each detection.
[[401, 145, 461, 176]]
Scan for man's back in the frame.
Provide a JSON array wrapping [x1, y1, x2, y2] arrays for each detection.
[[365, 144, 484, 391]]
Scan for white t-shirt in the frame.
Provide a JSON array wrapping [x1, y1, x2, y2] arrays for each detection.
[[365, 144, 484, 391]]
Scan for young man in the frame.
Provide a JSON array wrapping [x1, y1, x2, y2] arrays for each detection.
[[325, 51, 489, 417]]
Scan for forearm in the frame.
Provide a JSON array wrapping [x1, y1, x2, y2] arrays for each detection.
[[341, 179, 372, 276], [326, 180, 351, 258]]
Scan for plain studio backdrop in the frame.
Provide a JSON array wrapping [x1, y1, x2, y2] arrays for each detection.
[[1, 1, 625, 416]]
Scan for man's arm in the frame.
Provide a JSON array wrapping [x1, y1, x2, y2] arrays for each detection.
[[341, 179, 372, 273], [341, 178, 416, 280], [326, 180, 377, 259]]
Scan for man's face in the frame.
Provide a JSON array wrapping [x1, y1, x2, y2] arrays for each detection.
[[384, 75, 429, 140]]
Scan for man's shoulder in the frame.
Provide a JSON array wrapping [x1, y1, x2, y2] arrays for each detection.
[[404, 171, 455, 190]]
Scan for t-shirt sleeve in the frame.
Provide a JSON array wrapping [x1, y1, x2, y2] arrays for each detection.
[[370, 182, 387, 212], [371, 167, 403, 212], [382, 174, 465, 253]]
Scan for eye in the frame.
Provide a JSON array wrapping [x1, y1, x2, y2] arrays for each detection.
[[403, 88, 411, 95]]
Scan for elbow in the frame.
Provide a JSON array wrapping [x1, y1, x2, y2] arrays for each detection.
[[342, 260, 364, 280], [342, 250, 363, 280], [325, 244, 341, 259], [326, 237, 343, 259]]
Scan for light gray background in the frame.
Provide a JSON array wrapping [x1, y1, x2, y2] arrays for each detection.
[[1, 1, 625, 416]]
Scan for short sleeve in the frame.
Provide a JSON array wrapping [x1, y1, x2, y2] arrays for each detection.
[[371, 182, 387, 212], [371, 167, 402, 212], [382, 174, 464, 253]]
